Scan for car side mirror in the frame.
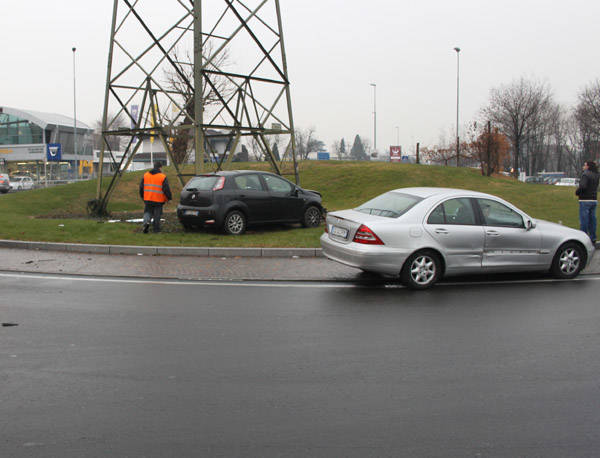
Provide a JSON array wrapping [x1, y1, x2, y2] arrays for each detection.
[[292, 187, 299, 197], [526, 219, 536, 231]]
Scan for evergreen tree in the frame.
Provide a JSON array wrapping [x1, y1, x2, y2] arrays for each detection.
[[272, 143, 281, 161], [234, 144, 249, 162], [350, 134, 368, 160], [340, 138, 346, 158]]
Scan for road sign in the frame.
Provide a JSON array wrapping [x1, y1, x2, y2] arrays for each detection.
[[46, 143, 62, 162]]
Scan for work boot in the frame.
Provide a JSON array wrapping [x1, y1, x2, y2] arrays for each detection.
[[143, 223, 150, 234]]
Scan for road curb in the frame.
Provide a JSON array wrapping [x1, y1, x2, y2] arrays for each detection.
[[0, 239, 324, 258]]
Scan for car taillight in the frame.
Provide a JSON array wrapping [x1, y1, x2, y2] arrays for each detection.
[[212, 176, 225, 191], [324, 224, 328, 233], [353, 225, 384, 245]]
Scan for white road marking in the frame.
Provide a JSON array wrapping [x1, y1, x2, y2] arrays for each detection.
[[0, 272, 356, 289], [1, 271, 600, 289]]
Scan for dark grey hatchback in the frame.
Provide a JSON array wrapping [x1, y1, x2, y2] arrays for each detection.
[[177, 170, 324, 234]]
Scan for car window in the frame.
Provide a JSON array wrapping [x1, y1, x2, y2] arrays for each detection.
[[264, 175, 292, 193], [234, 174, 263, 191], [427, 198, 476, 225], [356, 192, 422, 218], [477, 198, 524, 228], [428, 204, 445, 224], [184, 176, 220, 191]]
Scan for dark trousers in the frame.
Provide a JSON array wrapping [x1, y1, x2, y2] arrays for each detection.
[[143, 201, 164, 233]]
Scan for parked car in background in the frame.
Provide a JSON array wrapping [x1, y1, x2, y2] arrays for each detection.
[[0, 174, 9, 193], [544, 177, 561, 185], [555, 177, 579, 187], [524, 176, 544, 184], [9, 176, 35, 191], [177, 170, 324, 234], [321, 187, 594, 289]]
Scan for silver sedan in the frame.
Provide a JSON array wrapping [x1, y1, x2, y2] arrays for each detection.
[[320, 187, 595, 289]]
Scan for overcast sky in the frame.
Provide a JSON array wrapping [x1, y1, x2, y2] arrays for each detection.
[[3, 1, 600, 155]]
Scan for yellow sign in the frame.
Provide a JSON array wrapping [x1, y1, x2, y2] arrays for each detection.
[[150, 104, 157, 144], [0, 149, 14, 154]]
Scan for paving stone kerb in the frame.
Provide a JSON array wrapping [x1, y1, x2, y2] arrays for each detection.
[[0, 239, 323, 258]]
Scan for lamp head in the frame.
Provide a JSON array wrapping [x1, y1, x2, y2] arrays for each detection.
[[454, 47, 461, 53]]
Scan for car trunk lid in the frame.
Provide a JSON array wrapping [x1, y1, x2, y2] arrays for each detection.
[[325, 209, 390, 244]]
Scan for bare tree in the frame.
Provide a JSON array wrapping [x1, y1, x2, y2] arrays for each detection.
[[574, 80, 600, 168], [545, 104, 569, 172], [295, 127, 325, 160], [163, 42, 234, 164], [576, 79, 600, 137], [93, 114, 126, 151], [484, 77, 553, 177]]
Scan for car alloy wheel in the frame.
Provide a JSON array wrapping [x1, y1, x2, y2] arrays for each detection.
[[552, 242, 584, 279], [302, 206, 321, 228], [401, 250, 441, 289], [224, 210, 246, 235]]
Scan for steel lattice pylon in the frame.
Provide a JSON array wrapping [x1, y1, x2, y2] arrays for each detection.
[[90, 0, 298, 216]]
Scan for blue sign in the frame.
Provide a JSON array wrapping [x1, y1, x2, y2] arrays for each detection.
[[46, 143, 62, 162], [317, 152, 330, 160]]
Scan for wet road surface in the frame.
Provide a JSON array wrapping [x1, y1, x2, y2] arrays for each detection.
[[2, 273, 600, 457]]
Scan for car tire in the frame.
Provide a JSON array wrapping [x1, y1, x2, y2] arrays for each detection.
[[551, 242, 585, 279], [302, 205, 321, 228], [400, 250, 442, 290], [223, 210, 246, 235]]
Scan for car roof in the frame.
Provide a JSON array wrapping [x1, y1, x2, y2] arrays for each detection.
[[195, 170, 285, 178], [389, 187, 498, 200]]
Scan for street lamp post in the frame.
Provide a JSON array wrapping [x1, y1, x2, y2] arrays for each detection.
[[72, 47, 78, 177], [370, 83, 377, 155], [454, 46, 460, 167]]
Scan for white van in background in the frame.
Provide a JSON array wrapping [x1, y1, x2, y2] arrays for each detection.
[[555, 177, 579, 187]]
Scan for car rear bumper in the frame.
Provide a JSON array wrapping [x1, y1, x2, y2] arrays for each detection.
[[177, 204, 221, 226], [320, 233, 411, 276]]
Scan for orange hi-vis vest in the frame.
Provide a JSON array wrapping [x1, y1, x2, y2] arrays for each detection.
[[143, 172, 168, 203]]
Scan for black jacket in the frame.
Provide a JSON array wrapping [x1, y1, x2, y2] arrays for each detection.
[[139, 169, 173, 202], [576, 170, 599, 201]]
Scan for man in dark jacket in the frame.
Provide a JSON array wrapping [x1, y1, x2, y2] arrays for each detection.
[[139, 162, 172, 233], [575, 160, 599, 244]]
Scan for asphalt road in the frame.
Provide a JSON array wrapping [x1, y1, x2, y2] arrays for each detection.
[[2, 273, 600, 457]]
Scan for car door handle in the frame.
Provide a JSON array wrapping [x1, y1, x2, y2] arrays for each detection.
[[486, 230, 500, 236], [435, 228, 449, 235]]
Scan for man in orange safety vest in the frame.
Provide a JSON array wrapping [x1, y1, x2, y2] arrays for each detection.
[[139, 161, 172, 233]]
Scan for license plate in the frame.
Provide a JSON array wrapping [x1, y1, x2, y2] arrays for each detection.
[[331, 225, 348, 238], [184, 210, 199, 216]]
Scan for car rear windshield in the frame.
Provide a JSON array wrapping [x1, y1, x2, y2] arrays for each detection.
[[355, 192, 422, 218], [184, 176, 220, 191]]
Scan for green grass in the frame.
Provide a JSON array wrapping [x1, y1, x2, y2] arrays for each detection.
[[0, 161, 581, 247]]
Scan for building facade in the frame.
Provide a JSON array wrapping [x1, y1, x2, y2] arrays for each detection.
[[0, 106, 94, 180]]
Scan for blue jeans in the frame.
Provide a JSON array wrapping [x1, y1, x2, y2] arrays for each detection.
[[579, 201, 597, 242], [143, 202, 164, 233]]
